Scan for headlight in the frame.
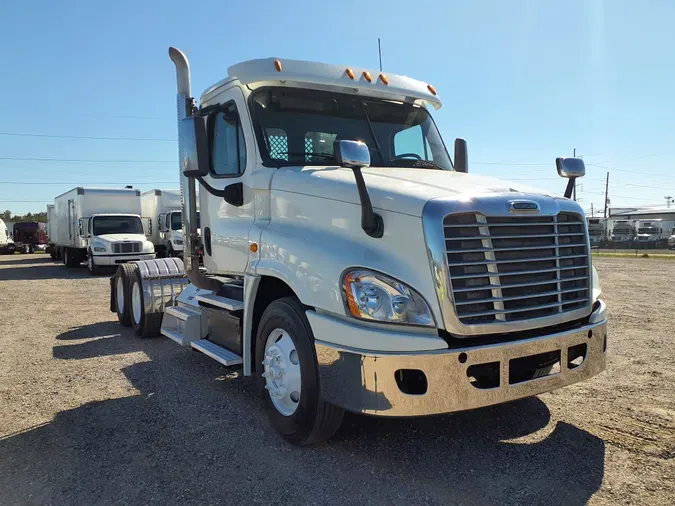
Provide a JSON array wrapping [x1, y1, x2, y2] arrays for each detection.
[[173, 239, 184, 245], [342, 269, 434, 326], [92, 244, 106, 253], [592, 265, 601, 302]]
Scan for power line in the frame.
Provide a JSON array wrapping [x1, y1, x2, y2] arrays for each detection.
[[0, 181, 176, 185], [0, 132, 175, 142], [0, 157, 174, 164]]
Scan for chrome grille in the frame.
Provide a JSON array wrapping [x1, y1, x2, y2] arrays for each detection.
[[113, 242, 142, 254], [444, 213, 589, 325]]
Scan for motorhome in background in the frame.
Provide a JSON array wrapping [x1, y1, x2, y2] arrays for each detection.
[[140, 189, 198, 258], [53, 187, 155, 274], [0, 218, 15, 254]]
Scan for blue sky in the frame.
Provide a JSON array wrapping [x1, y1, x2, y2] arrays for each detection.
[[1, 0, 673, 215]]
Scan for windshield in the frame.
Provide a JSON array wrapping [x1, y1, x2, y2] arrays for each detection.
[[93, 216, 143, 236], [170, 212, 182, 231], [250, 87, 452, 170]]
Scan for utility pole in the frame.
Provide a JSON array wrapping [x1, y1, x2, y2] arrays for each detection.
[[591, 203, 594, 217], [378, 38, 383, 72], [603, 172, 610, 218], [665, 196, 673, 208], [573, 148, 577, 201]]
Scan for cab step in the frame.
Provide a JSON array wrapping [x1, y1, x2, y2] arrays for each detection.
[[196, 293, 243, 312], [191, 339, 243, 366], [160, 304, 204, 346]]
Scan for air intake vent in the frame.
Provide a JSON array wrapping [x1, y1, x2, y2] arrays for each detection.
[[112, 242, 142, 254]]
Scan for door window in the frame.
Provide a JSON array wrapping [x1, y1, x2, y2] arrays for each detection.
[[212, 105, 247, 176]]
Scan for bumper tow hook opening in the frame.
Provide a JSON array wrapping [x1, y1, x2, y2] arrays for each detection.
[[395, 369, 428, 395], [467, 362, 500, 389], [567, 343, 587, 369]]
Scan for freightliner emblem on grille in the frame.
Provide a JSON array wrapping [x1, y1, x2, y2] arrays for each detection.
[[508, 200, 540, 212]]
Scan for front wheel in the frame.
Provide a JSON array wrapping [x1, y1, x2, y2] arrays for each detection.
[[255, 297, 344, 446], [87, 251, 102, 275]]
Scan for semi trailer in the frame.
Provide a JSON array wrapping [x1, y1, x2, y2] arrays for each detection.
[[140, 189, 198, 258], [110, 48, 608, 445], [54, 187, 155, 274], [12, 221, 48, 254], [0, 218, 15, 255]]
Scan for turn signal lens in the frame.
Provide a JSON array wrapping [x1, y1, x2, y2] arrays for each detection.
[[362, 71, 372, 82], [274, 59, 282, 72], [427, 84, 437, 95], [346, 68, 355, 80], [379, 73, 388, 85], [249, 242, 259, 253]]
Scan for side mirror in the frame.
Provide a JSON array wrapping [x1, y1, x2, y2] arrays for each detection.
[[334, 140, 370, 168], [556, 157, 585, 199], [181, 115, 210, 178], [454, 138, 468, 173], [143, 218, 152, 236], [556, 157, 586, 178], [158, 213, 168, 232], [78, 218, 90, 238]]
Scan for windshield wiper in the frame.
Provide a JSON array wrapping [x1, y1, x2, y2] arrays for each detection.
[[387, 159, 446, 171], [361, 102, 385, 164]]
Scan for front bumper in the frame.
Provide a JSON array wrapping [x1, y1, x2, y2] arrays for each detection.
[[94, 253, 155, 266], [314, 302, 608, 417]]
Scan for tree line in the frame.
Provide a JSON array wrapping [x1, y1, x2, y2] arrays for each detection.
[[1, 210, 48, 223]]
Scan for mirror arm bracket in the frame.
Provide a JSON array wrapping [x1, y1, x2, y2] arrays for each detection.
[[351, 167, 384, 238], [564, 177, 576, 199]]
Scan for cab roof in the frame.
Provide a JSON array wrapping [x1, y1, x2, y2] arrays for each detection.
[[200, 57, 442, 110]]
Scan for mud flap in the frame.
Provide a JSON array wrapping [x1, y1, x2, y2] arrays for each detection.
[[110, 274, 117, 313]]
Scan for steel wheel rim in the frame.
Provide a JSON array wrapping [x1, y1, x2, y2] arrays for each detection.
[[263, 328, 302, 416], [131, 281, 142, 325], [116, 277, 125, 313]]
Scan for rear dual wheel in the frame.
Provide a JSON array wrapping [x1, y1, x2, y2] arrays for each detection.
[[113, 262, 162, 337]]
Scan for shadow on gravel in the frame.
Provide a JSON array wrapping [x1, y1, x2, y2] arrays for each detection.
[[1, 321, 606, 505], [0, 254, 52, 266], [0, 260, 88, 281]]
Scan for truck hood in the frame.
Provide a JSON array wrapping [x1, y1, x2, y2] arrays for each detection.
[[272, 166, 559, 217], [95, 233, 147, 243]]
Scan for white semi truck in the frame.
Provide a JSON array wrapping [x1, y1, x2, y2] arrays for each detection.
[[110, 48, 608, 445], [140, 189, 197, 258], [0, 218, 15, 255], [54, 187, 155, 274], [610, 220, 635, 243], [635, 219, 674, 246]]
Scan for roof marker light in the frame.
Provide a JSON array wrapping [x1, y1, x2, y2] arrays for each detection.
[[346, 68, 355, 80], [427, 84, 437, 95], [274, 60, 282, 72], [362, 71, 372, 82], [379, 73, 389, 85]]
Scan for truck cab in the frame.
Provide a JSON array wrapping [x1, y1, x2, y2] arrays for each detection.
[[157, 209, 200, 257], [611, 220, 635, 243], [111, 49, 607, 445], [0, 218, 15, 255], [80, 213, 155, 273]]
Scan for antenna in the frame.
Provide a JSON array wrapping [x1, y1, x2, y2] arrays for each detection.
[[378, 38, 383, 72]]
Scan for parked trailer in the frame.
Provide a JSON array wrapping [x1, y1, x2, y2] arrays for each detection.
[[111, 48, 608, 445], [0, 218, 16, 255], [141, 189, 198, 258], [54, 187, 155, 274], [12, 222, 48, 254]]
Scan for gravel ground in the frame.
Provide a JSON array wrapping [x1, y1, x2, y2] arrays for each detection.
[[0, 254, 673, 505]]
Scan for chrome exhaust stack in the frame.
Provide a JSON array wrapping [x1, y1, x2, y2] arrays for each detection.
[[168, 46, 221, 292]]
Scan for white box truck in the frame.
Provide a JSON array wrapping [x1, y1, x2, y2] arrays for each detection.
[[635, 219, 675, 247], [0, 218, 15, 255], [110, 48, 607, 445], [54, 187, 155, 274], [141, 189, 192, 258]]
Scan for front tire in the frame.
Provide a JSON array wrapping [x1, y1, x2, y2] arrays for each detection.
[[87, 251, 102, 275], [129, 272, 163, 338], [255, 297, 344, 446]]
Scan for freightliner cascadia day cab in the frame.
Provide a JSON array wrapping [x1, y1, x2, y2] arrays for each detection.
[[54, 187, 155, 274], [12, 221, 48, 254], [140, 189, 199, 258], [0, 218, 16, 255], [110, 48, 608, 445]]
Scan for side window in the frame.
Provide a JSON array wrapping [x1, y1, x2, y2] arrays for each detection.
[[212, 106, 246, 176], [394, 125, 431, 160], [304, 131, 337, 161]]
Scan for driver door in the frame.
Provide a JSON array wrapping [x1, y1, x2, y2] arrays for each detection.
[[199, 86, 255, 275]]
